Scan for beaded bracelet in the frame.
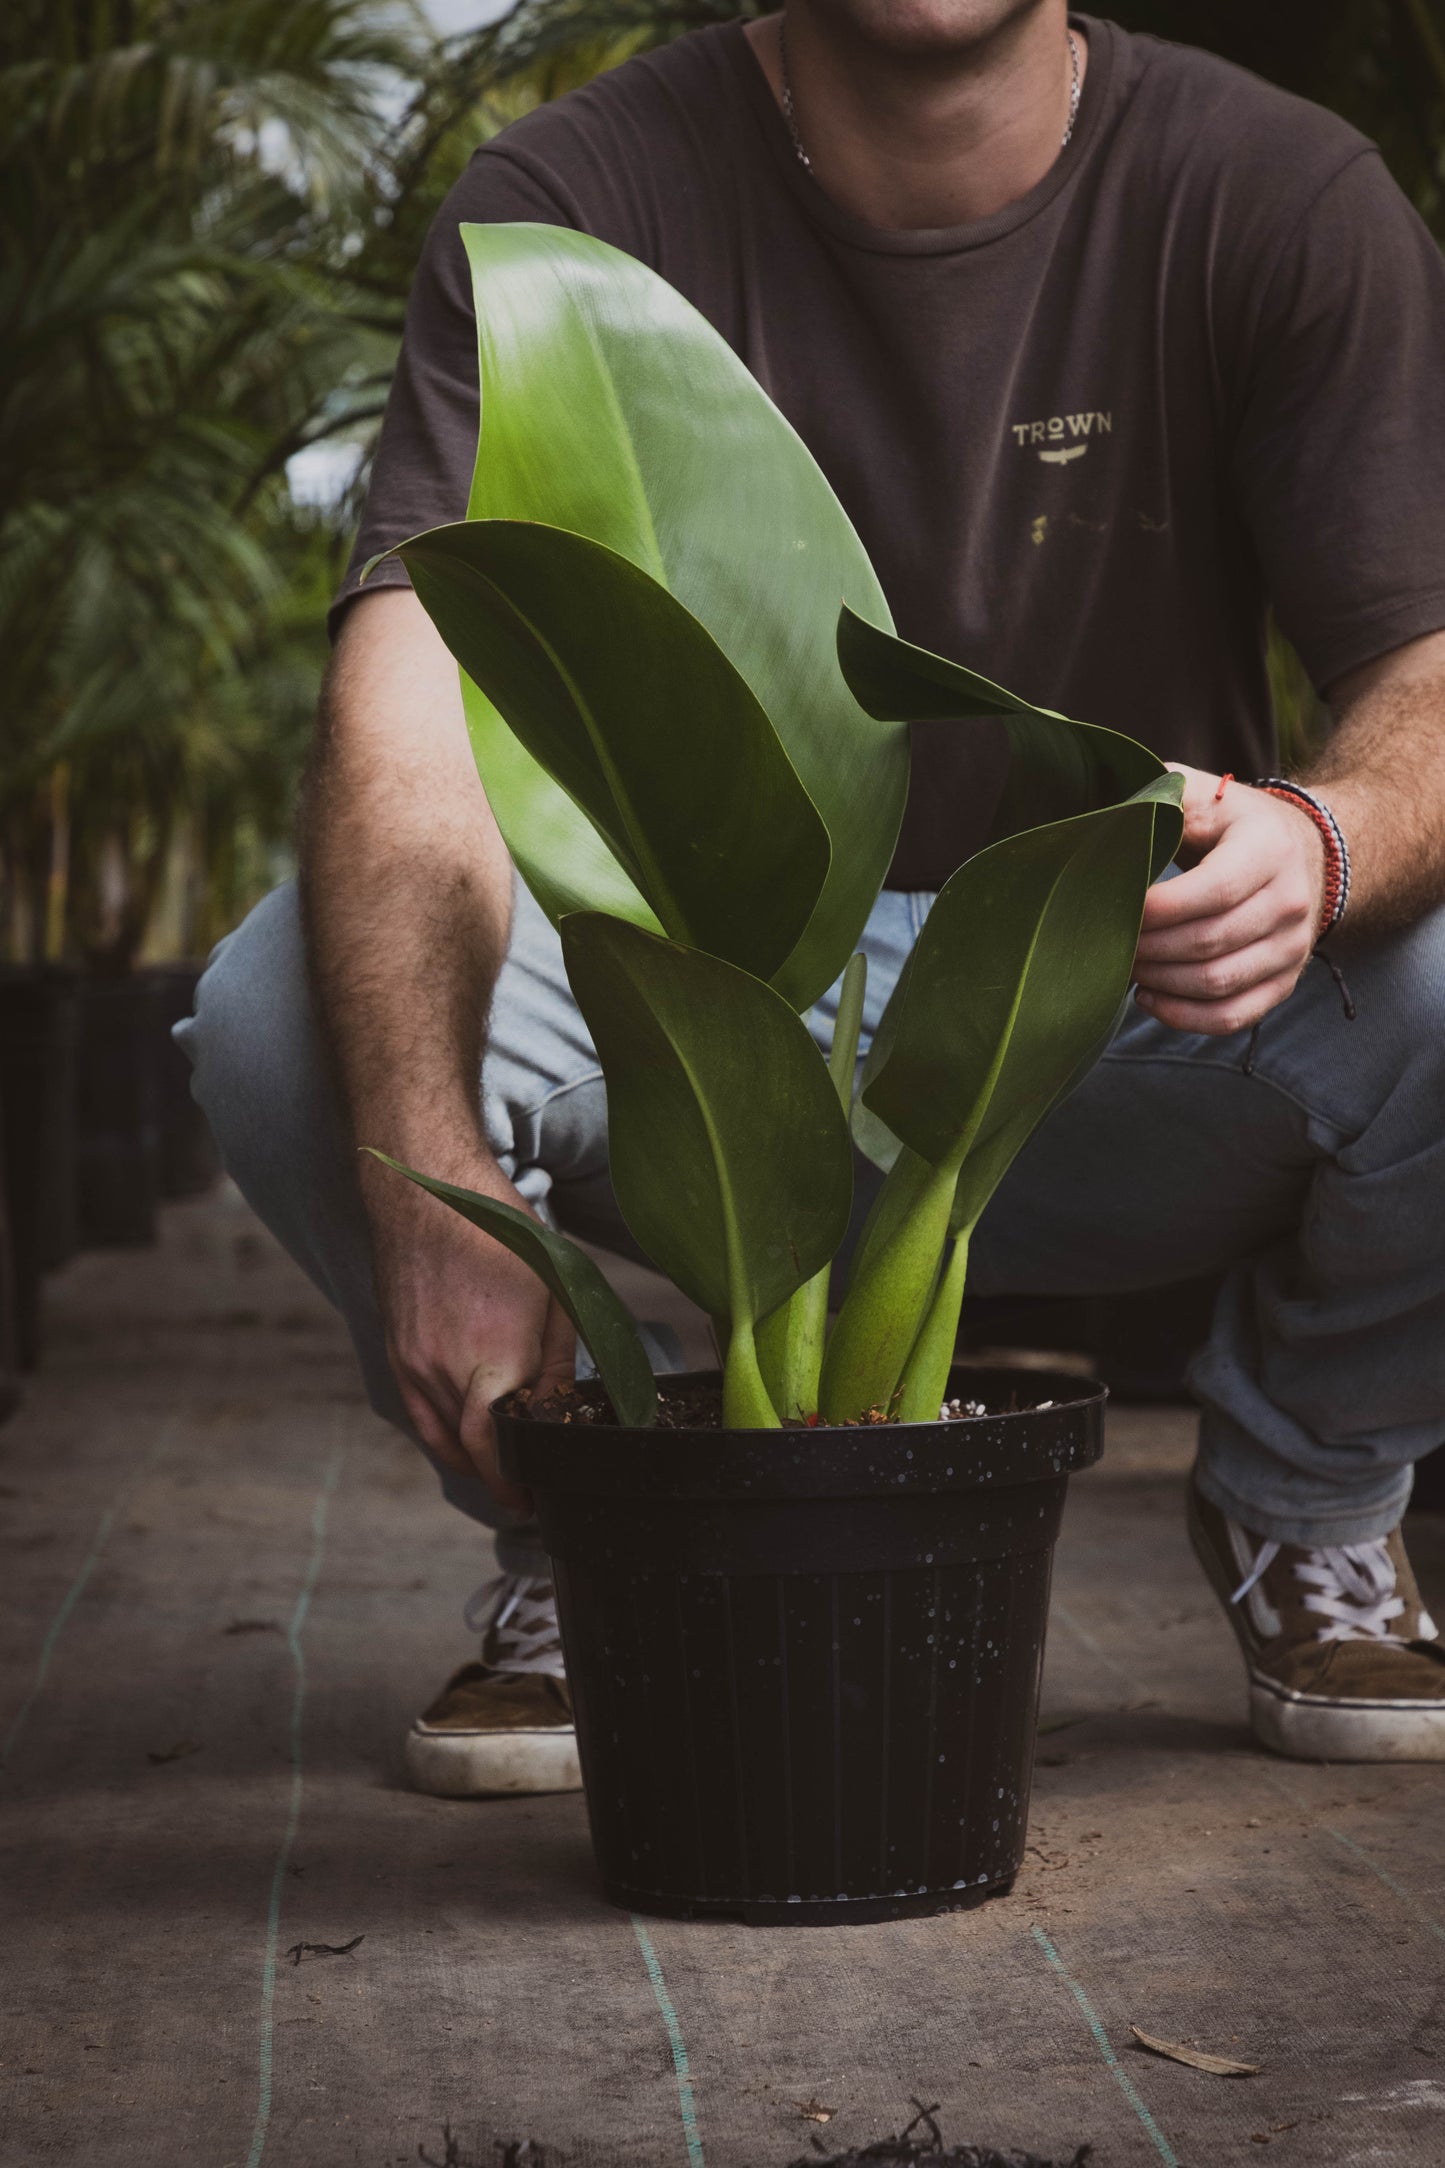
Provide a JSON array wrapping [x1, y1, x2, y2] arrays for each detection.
[[1252, 776, 1351, 938]]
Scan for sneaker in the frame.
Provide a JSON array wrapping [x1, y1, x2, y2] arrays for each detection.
[[1189, 1481, 1445, 1761], [404, 1575, 583, 1798]]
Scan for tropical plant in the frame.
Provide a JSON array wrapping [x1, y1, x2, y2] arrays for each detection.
[[0, 0, 440, 967], [369, 225, 1184, 1432]]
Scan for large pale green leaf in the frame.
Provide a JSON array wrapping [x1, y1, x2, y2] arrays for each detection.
[[559, 913, 853, 1330], [394, 518, 830, 984], [362, 1152, 656, 1428], [453, 223, 908, 1009], [837, 606, 1179, 874]]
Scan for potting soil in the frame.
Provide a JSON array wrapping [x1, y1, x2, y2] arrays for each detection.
[[788, 2099, 1091, 2168]]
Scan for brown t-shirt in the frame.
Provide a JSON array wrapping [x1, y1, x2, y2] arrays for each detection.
[[339, 13, 1445, 888]]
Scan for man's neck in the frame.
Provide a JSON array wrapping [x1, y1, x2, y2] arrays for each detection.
[[745, 4, 1085, 231]]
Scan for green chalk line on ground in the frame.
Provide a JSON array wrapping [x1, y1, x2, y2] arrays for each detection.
[[1031, 1923, 1180, 2168], [631, 1915, 707, 2168], [1, 1416, 176, 1769], [245, 1441, 344, 2168]]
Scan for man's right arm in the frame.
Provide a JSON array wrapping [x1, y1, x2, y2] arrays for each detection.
[[300, 586, 575, 1506]]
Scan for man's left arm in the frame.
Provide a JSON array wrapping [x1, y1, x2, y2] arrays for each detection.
[[1134, 627, 1445, 1035]]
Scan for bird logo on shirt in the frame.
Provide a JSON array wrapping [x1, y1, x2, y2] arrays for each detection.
[[1012, 411, 1113, 463]]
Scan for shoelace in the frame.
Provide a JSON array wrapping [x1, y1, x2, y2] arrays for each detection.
[[1231, 1536, 1408, 1643], [463, 1572, 566, 1678]]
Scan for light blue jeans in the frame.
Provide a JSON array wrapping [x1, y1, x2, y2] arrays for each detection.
[[178, 878, 1445, 1570]]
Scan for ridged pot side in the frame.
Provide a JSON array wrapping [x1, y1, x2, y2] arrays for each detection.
[[498, 1365, 1106, 1926]]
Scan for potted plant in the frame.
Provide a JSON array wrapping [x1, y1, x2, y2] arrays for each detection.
[[367, 227, 1183, 1923]]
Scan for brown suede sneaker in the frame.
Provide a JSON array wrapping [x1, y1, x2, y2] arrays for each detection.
[[1189, 1480, 1445, 1760], [405, 1576, 583, 1798]]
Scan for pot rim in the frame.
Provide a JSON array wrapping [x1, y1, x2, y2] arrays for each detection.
[[496, 1362, 1107, 1501], [495, 1361, 1105, 1438]]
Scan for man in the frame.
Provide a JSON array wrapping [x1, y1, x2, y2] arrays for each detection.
[[182, 2, 1445, 1792]]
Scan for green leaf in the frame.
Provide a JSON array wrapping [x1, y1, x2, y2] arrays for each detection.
[[558, 913, 854, 1337], [823, 778, 1183, 1418], [818, 1147, 955, 1424], [360, 1152, 657, 1429], [864, 779, 1184, 1213], [945, 985, 1135, 1238], [463, 676, 662, 933], [756, 951, 868, 1419], [837, 606, 1179, 874], [849, 945, 913, 1178], [394, 518, 830, 984], [895, 1234, 971, 1425], [453, 223, 909, 1009]]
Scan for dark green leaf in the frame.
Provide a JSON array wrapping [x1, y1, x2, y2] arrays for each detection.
[[862, 780, 1183, 1215], [559, 913, 853, 1327], [362, 1150, 656, 1428], [823, 779, 1182, 1418], [837, 606, 1179, 873], [396, 518, 830, 983]]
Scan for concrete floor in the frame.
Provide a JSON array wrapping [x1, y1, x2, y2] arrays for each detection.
[[4, 1188, 1445, 2168]]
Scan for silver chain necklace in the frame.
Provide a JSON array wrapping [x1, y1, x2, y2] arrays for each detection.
[[779, 24, 1083, 176]]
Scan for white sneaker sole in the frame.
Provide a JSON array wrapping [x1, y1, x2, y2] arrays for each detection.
[[405, 1724, 583, 1798], [1251, 1676, 1445, 1762]]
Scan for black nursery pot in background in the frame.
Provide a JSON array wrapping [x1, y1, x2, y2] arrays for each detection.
[[0, 967, 80, 1368], [500, 1365, 1104, 1926], [74, 974, 162, 1249]]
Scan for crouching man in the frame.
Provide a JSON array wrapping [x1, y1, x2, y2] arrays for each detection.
[[181, 1, 1445, 1789]]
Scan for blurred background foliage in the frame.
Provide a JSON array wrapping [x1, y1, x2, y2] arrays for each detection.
[[2, 0, 1440, 968]]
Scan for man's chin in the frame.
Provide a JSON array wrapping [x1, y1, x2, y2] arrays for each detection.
[[800, 0, 1051, 63]]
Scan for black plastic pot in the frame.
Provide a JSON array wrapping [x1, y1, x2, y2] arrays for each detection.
[[501, 1364, 1105, 1926], [0, 966, 80, 1366]]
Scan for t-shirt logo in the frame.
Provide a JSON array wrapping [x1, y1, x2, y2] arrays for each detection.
[[1011, 410, 1113, 465]]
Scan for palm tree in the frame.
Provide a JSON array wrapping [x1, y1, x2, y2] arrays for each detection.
[[0, 0, 422, 963]]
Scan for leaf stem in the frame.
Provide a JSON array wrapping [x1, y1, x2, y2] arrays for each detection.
[[723, 1311, 781, 1428], [817, 1149, 957, 1423], [757, 953, 867, 1419], [828, 951, 869, 1103], [895, 1235, 970, 1423]]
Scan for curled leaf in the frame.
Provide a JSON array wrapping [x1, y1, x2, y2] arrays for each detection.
[[1130, 2026, 1261, 2077]]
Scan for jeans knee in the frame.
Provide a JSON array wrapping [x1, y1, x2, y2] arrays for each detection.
[[178, 884, 327, 1183]]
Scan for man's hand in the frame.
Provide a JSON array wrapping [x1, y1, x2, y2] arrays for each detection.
[[1133, 763, 1326, 1035], [361, 1148, 574, 1509]]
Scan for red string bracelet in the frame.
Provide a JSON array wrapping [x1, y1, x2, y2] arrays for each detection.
[[1251, 777, 1350, 938]]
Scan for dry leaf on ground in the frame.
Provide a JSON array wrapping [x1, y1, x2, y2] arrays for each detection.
[[1130, 2026, 1260, 2077]]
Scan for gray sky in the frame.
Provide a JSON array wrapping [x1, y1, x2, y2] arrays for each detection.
[[422, 0, 513, 34]]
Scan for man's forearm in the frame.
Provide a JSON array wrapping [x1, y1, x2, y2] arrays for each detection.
[[300, 586, 512, 1173], [1309, 629, 1445, 934], [299, 585, 570, 1495]]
